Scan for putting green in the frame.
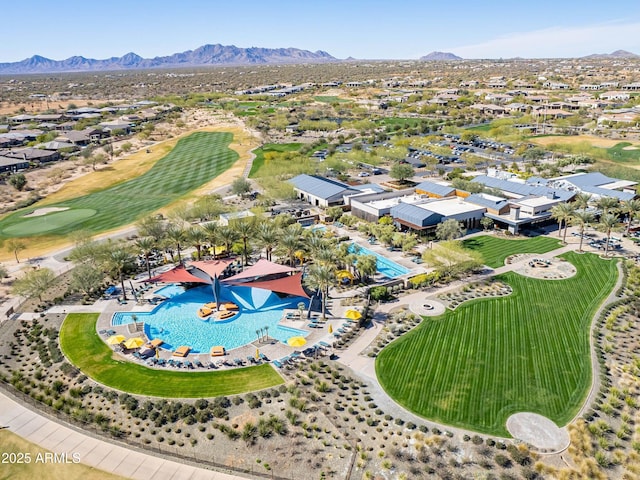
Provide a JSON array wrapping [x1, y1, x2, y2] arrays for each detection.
[[2, 209, 97, 236]]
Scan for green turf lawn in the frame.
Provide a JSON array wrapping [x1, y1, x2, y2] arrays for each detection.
[[60, 313, 283, 397], [248, 143, 303, 177], [466, 123, 493, 132], [0, 132, 237, 239], [606, 142, 640, 164], [462, 235, 562, 268], [376, 252, 617, 436]]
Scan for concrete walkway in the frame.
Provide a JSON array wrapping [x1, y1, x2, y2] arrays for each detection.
[[0, 390, 247, 480]]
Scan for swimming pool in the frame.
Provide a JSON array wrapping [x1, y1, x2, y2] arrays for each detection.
[[112, 284, 308, 353], [154, 284, 185, 298], [348, 243, 411, 278]]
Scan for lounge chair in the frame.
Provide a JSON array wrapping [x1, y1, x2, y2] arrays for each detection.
[[194, 359, 203, 368], [259, 353, 269, 361], [157, 358, 166, 366], [272, 360, 283, 368], [184, 360, 193, 368], [207, 361, 218, 369], [319, 341, 330, 348]]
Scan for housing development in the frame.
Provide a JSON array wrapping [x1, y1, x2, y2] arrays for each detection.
[[1, 50, 640, 480]]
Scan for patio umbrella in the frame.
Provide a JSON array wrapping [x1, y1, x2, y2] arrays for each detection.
[[106, 334, 126, 345], [287, 336, 307, 348], [124, 337, 145, 349], [328, 324, 333, 334], [255, 348, 260, 360], [344, 309, 362, 320]]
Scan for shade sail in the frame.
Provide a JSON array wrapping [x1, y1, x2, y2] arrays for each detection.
[[146, 265, 209, 284], [189, 259, 233, 279], [227, 272, 309, 298], [223, 259, 297, 283]]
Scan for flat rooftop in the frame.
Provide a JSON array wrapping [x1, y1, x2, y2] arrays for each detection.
[[418, 198, 485, 216], [366, 194, 425, 210]]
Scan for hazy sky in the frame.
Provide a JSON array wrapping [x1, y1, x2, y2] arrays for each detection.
[[2, 0, 640, 62]]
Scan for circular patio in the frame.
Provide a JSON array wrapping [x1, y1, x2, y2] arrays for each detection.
[[509, 254, 577, 280], [409, 299, 446, 317]]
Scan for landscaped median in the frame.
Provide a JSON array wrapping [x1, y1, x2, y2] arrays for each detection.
[[59, 313, 283, 398], [376, 252, 618, 436]]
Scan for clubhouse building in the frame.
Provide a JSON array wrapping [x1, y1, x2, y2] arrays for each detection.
[[289, 171, 637, 235]]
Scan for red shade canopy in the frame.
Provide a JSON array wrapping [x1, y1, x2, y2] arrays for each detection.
[[146, 265, 209, 284], [227, 272, 309, 298], [223, 259, 297, 283], [190, 259, 233, 279]]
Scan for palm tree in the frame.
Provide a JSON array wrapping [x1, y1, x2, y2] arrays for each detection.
[[573, 192, 592, 212], [597, 213, 619, 257], [135, 236, 156, 279], [355, 254, 377, 283], [165, 226, 186, 264], [550, 202, 574, 243], [202, 222, 219, 257], [186, 226, 208, 261], [621, 199, 640, 235], [279, 231, 302, 267], [217, 226, 239, 259], [303, 231, 329, 259], [102, 246, 136, 301], [256, 222, 279, 262], [570, 210, 594, 252], [306, 263, 336, 319], [232, 218, 256, 266], [596, 196, 620, 217], [315, 248, 337, 267]]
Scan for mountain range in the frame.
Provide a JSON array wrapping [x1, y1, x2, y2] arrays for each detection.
[[0, 44, 337, 74], [1, 45, 638, 74], [582, 49, 639, 59]]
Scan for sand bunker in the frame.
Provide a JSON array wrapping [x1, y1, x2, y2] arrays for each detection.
[[23, 207, 70, 218], [623, 146, 638, 151]]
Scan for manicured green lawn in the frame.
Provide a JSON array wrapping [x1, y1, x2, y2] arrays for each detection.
[[606, 142, 640, 164], [249, 143, 303, 177], [0, 132, 237, 239], [60, 313, 283, 398], [462, 235, 562, 268], [376, 252, 617, 436]]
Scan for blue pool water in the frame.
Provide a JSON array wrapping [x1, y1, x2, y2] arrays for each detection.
[[112, 284, 308, 353], [348, 243, 410, 278], [154, 284, 185, 298]]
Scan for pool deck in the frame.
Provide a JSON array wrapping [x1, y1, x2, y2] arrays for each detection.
[[79, 292, 361, 372]]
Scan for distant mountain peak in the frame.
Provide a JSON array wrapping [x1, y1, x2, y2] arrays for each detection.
[[583, 49, 639, 59], [0, 44, 338, 74], [420, 51, 462, 61]]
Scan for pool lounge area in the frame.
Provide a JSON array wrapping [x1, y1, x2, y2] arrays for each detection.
[[112, 284, 309, 353]]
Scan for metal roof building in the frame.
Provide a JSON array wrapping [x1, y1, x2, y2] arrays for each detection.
[[289, 174, 359, 207]]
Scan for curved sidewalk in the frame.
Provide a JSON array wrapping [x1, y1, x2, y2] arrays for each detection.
[[0, 391, 246, 480]]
